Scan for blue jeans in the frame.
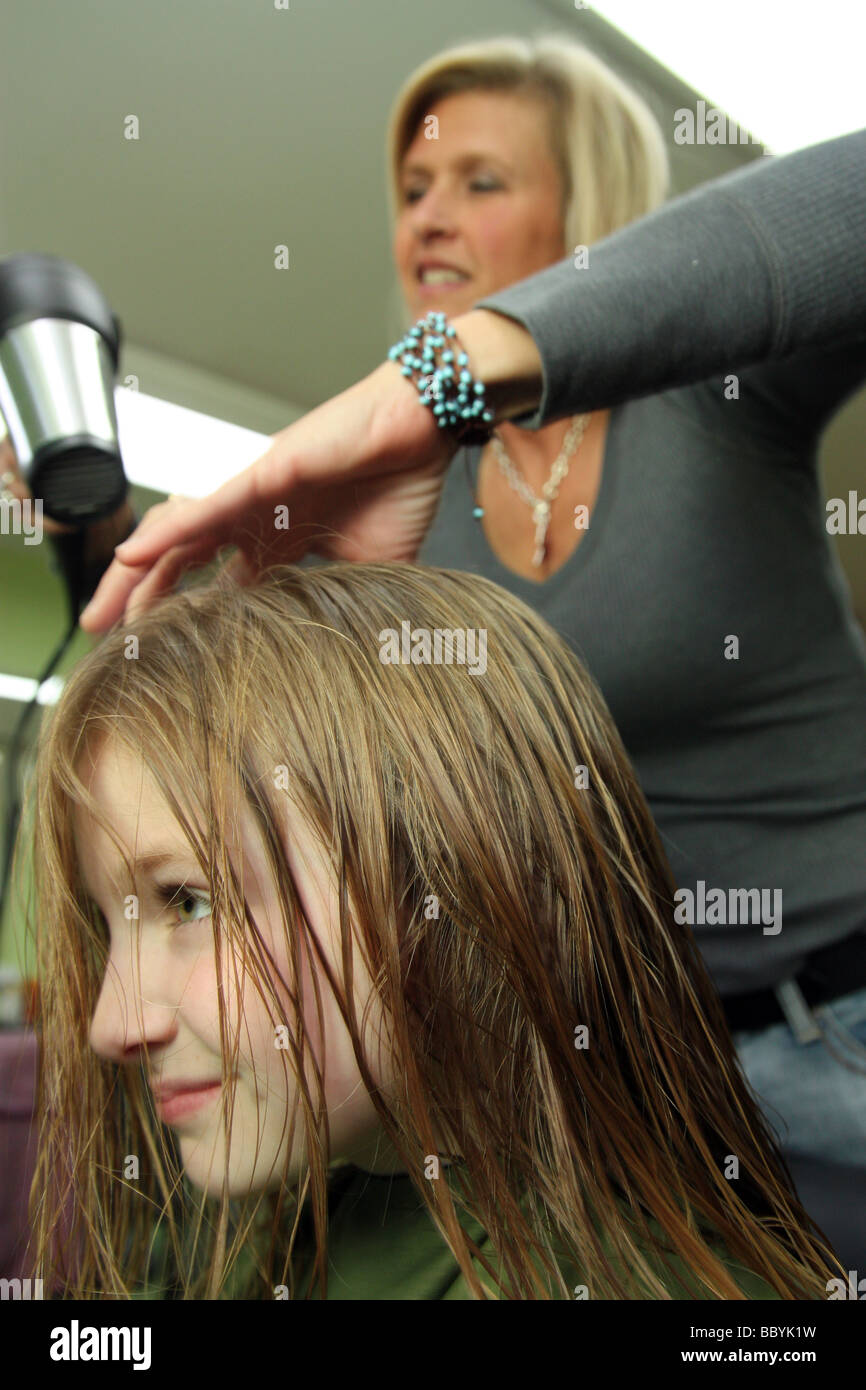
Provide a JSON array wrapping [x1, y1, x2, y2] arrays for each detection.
[[731, 983, 866, 1164]]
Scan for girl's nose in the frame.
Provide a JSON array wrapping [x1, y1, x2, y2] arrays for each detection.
[[89, 938, 179, 1063]]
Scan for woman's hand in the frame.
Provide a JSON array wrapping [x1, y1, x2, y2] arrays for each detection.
[[78, 359, 458, 633], [1, 434, 77, 536], [1, 434, 137, 579], [76, 307, 544, 633]]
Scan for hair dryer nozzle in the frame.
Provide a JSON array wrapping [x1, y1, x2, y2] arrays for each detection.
[[0, 253, 126, 525]]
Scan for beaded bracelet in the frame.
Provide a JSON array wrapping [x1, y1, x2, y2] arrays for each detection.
[[387, 311, 495, 447]]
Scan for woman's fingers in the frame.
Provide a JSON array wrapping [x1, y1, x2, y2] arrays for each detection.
[[80, 451, 294, 631], [79, 535, 221, 632], [113, 462, 266, 567], [77, 364, 452, 633], [78, 493, 228, 630], [78, 554, 152, 632], [123, 539, 220, 620], [221, 549, 259, 587]]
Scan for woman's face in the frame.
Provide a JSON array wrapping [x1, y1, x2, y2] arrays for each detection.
[[76, 738, 402, 1197], [393, 88, 567, 323]]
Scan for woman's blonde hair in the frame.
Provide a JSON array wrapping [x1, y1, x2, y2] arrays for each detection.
[[385, 34, 670, 270], [23, 562, 841, 1298]]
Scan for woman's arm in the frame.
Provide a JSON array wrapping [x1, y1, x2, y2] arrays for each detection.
[[460, 128, 866, 433], [76, 132, 864, 634], [444, 309, 544, 424]]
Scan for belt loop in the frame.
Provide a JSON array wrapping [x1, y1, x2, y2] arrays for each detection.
[[773, 978, 823, 1044]]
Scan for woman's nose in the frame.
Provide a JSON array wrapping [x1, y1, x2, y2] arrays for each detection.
[[407, 183, 457, 234], [89, 937, 179, 1063]]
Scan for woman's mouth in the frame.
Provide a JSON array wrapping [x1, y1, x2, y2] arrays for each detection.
[[416, 267, 471, 296], [153, 1081, 222, 1125]]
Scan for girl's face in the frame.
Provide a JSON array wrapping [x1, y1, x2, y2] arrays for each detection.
[[75, 738, 403, 1197], [393, 88, 567, 323]]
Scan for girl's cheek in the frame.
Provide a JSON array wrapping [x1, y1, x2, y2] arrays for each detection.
[[184, 956, 228, 1046], [226, 943, 307, 1076], [171, 942, 242, 1055]]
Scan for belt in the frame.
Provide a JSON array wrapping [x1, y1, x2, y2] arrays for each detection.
[[722, 929, 866, 1034]]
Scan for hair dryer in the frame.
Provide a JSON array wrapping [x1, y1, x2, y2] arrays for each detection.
[[0, 251, 136, 617]]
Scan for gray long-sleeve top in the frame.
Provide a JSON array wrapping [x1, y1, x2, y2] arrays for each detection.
[[415, 129, 866, 997]]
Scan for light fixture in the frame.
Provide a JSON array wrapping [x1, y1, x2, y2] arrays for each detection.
[[589, 0, 864, 154]]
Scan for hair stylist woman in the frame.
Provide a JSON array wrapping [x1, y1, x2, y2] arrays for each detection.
[[78, 39, 866, 1213]]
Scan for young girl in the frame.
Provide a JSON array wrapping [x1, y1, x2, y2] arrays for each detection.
[[25, 562, 841, 1298]]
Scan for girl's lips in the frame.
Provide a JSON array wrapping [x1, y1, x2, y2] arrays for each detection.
[[154, 1082, 222, 1125]]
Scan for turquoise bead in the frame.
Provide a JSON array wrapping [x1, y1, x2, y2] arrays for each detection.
[[387, 310, 492, 447]]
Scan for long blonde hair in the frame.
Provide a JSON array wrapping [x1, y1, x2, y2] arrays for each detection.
[[25, 563, 840, 1297], [386, 34, 670, 286]]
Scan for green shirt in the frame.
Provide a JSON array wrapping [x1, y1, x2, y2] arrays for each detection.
[[137, 1162, 783, 1299], [289, 1163, 782, 1301]]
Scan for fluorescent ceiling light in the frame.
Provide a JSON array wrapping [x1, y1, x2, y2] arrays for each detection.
[[589, 0, 865, 153], [115, 387, 271, 497], [0, 673, 64, 706]]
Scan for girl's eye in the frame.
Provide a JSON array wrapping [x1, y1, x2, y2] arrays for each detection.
[[156, 884, 212, 927]]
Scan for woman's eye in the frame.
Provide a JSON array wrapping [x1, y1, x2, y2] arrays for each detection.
[[403, 178, 500, 204]]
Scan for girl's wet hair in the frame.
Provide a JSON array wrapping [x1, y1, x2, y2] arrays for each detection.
[[22, 561, 841, 1297]]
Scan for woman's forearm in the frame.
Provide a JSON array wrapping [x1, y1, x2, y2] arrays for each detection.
[[449, 308, 545, 426], [470, 128, 866, 429]]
